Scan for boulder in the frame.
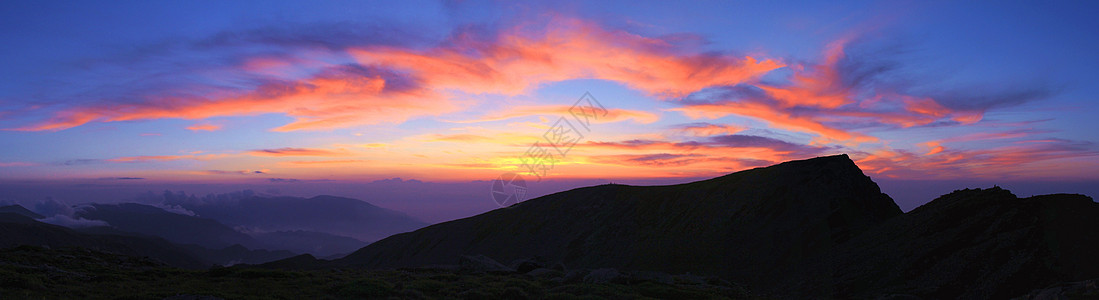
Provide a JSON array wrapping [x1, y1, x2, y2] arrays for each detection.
[[509, 258, 546, 274]]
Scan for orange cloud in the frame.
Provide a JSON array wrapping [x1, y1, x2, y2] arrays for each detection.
[[14, 69, 460, 132], [670, 36, 993, 144], [670, 100, 878, 143], [921, 141, 944, 155], [854, 138, 1098, 179], [16, 17, 779, 132], [756, 38, 853, 109], [350, 17, 782, 98]]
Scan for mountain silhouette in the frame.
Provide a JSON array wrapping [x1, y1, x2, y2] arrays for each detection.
[[5, 154, 1096, 298], [254, 154, 1099, 298], [0, 206, 296, 268], [332, 155, 901, 287], [166, 194, 426, 243], [0, 211, 208, 268], [0, 205, 45, 219], [74, 203, 261, 249], [785, 187, 1099, 298], [250, 230, 367, 258]]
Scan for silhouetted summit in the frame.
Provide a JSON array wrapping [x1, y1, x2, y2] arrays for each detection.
[[334, 154, 902, 288], [787, 187, 1099, 299]]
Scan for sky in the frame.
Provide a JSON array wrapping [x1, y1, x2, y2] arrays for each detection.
[[1, 1, 1097, 222]]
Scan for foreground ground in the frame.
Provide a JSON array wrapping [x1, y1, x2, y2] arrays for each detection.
[[0, 246, 754, 299]]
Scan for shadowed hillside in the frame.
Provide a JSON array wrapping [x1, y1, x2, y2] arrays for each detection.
[[0, 210, 295, 268], [785, 187, 1099, 299], [75, 203, 261, 249], [163, 193, 427, 243], [255, 154, 1099, 299], [4, 154, 1097, 299], [334, 154, 902, 289]]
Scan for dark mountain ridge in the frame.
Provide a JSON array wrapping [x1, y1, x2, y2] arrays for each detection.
[[0, 212, 209, 268], [259, 154, 1099, 299], [785, 187, 1099, 299], [333, 154, 902, 287], [74, 203, 262, 249], [0, 205, 296, 268], [164, 193, 427, 243], [0, 205, 45, 219]]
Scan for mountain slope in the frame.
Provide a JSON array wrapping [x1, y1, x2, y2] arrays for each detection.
[[0, 205, 44, 219], [0, 209, 296, 268], [251, 230, 367, 258], [74, 203, 260, 249], [786, 187, 1099, 299], [0, 212, 207, 268], [335, 154, 901, 288], [169, 194, 427, 242]]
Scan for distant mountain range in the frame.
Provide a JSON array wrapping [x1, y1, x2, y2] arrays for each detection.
[[0, 192, 426, 265], [0, 204, 44, 219], [164, 194, 427, 243], [265, 154, 1098, 299], [0, 212, 283, 268], [74, 203, 262, 249]]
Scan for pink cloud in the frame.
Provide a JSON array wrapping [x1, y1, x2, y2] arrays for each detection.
[[454, 105, 659, 124], [350, 17, 782, 98], [247, 147, 351, 157], [186, 123, 222, 131], [13, 68, 460, 132], [108, 154, 226, 163]]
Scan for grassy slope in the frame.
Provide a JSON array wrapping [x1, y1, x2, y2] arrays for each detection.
[[0, 246, 758, 300]]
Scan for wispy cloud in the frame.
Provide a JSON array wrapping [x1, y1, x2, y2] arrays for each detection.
[[10, 17, 777, 133], [671, 122, 745, 137], [248, 147, 352, 157], [452, 105, 659, 125], [197, 169, 269, 175], [350, 17, 782, 98], [186, 123, 222, 131], [108, 154, 225, 163], [97, 177, 145, 180], [856, 138, 1099, 179], [12, 65, 461, 132], [668, 36, 1047, 145]]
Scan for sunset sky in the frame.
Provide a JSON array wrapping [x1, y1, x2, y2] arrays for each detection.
[[1, 1, 1097, 222]]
